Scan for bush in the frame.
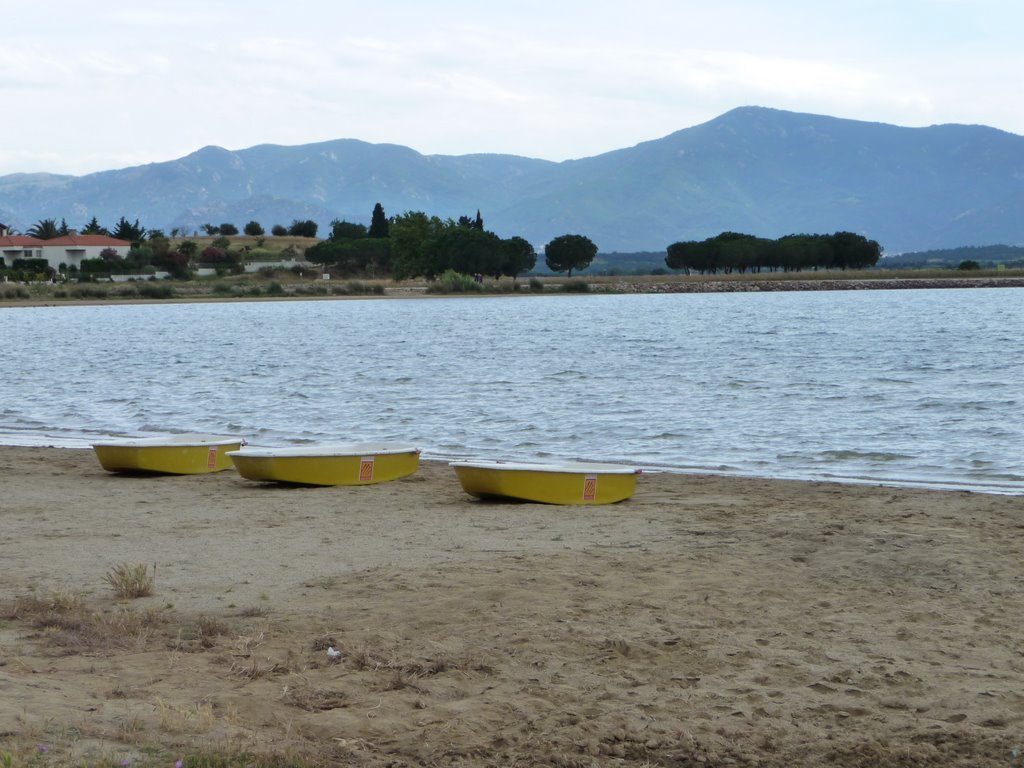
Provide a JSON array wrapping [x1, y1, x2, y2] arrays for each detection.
[[560, 279, 590, 293], [266, 281, 285, 296], [529, 277, 544, 292], [70, 286, 111, 299], [137, 283, 175, 299], [426, 269, 483, 294], [958, 260, 981, 271], [348, 281, 385, 295]]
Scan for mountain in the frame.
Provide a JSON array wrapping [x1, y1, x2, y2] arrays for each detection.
[[2, 107, 1023, 253]]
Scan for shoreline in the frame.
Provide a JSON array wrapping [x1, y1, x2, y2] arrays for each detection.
[[3, 445, 1023, 765], [2, 273, 1023, 309], [2, 440, 1018, 497]]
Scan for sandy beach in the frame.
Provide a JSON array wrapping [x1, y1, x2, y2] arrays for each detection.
[[1, 446, 1022, 766]]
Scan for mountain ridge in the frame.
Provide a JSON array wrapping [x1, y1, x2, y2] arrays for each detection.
[[2, 106, 1022, 253]]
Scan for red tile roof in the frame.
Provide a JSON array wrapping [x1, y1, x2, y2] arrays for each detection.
[[0, 235, 44, 246], [0, 234, 130, 247]]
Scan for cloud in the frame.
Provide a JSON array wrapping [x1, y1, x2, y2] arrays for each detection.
[[2, 0, 1023, 174]]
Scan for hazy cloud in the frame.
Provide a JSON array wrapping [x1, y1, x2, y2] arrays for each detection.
[[3, 0, 1022, 174]]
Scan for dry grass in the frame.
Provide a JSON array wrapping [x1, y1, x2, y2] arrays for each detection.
[[2, 589, 83, 617], [104, 562, 155, 599], [341, 641, 494, 677], [154, 697, 218, 734], [281, 680, 348, 712]]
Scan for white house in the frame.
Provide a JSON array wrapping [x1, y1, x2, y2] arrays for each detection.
[[0, 234, 131, 271]]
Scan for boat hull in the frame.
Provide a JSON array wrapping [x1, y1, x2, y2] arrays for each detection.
[[228, 443, 420, 486], [451, 461, 640, 505], [92, 435, 242, 475]]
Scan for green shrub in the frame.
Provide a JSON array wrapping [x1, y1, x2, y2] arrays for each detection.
[[70, 286, 111, 299], [266, 282, 285, 296], [427, 269, 483, 294], [138, 283, 175, 299], [560, 279, 590, 293], [529, 277, 544, 292], [339, 280, 384, 295]]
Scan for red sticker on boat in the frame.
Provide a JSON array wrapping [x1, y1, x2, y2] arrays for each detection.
[[207, 446, 218, 469], [359, 456, 374, 481], [583, 475, 597, 501]]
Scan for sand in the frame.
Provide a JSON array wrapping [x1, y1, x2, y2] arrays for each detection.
[[1, 446, 1022, 766]]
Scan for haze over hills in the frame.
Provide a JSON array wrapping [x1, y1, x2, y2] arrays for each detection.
[[1, 106, 1022, 254]]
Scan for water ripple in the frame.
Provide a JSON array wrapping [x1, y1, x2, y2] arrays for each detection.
[[2, 289, 1023, 494]]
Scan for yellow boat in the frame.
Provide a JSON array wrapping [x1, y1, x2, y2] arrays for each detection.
[[450, 460, 641, 504], [227, 442, 421, 486], [92, 434, 243, 475]]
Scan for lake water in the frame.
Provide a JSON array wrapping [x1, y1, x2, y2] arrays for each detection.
[[2, 288, 1022, 494]]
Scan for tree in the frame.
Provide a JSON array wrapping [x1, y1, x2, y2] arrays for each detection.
[[81, 216, 108, 235], [219, 223, 239, 236], [501, 236, 537, 280], [288, 219, 318, 238], [244, 221, 264, 236], [271, 224, 288, 237], [26, 218, 61, 239], [151, 248, 190, 279], [201, 246, 228, 263], [111, 217, 147, 243], [433, 227, 503, 277], [666, 240, 701, 274], [389, 211, 448, 279], [201, 223, 219, 236], [368, 203, 389, 238], [99, 247, 125, 268], [828, 231, 881, 270], [329, 219, 367, 240], [544, 234, 597, 277]]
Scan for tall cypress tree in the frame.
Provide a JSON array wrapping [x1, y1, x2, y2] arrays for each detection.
[[369, 203, 389, 238]]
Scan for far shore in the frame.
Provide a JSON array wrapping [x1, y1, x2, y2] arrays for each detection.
[[2, 271, 1024, 309]]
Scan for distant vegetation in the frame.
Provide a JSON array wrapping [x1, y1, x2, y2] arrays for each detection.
[[4, 205, 1023, 298], [881, 245, 1024, 270], [666, 231, 881, 274], [2, 206, 554, 285]]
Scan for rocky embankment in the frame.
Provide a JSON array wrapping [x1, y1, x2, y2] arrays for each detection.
[[608, 276, 1024, 293]]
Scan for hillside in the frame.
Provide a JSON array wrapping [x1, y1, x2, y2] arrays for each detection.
[[2, 107, 1023, 253]]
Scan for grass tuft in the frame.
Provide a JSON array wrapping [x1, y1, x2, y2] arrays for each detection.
[[104, 562, 155, 599]]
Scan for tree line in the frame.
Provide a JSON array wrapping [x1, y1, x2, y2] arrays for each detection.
[[18, 215, 322, 241], [5, 205, 603, 281], [306, 207, 598, 280], [666, 231, 882, 274], [8, 210, 888, 281]]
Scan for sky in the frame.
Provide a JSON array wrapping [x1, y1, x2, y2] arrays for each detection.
[[2, 0, 1022, 176]]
